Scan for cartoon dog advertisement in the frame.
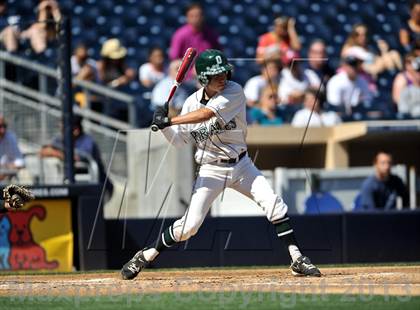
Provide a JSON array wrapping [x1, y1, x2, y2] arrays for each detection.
[[0, 200, 73, 271]]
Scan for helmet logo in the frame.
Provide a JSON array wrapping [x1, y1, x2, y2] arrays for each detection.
[[215, 55, 223, 65]]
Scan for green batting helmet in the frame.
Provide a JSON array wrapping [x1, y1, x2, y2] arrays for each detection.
[[195, 49, 233, 86]]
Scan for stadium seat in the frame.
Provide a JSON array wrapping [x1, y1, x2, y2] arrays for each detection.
[[15, 0, 33, 16], [304, 192, 344, 214], [281, 3, 299, 17], [124, 7, 141, 26], [97, 0, 114, 15], [82, 7, 101, 27], [352, 194, 363, 211], [124, 28, 139, 46], [60, 0, 74, 13]]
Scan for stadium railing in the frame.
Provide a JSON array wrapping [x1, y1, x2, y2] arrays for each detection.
[[0, 51, 132, 182]]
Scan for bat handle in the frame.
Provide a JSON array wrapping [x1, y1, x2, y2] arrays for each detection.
[[151, 124, 159, 132]]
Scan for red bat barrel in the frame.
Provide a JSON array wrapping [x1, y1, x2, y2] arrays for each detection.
[[175, 47, 197, 84]]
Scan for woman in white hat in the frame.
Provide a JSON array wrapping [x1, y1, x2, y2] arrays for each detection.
[[97, 38, 135, 88]]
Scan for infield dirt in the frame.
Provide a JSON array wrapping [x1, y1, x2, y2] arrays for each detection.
[[0, 265, 419, 297]]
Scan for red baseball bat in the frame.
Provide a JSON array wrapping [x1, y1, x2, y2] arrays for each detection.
[[151, 47, 197, 132]]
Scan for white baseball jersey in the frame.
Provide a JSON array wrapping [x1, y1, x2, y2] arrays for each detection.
[[162, 81, 248, 164]]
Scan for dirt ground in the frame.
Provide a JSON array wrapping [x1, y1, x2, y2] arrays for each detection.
[[0, 266, 419, 297]]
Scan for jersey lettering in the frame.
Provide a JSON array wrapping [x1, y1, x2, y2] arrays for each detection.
[[190, 119, 237, 143]]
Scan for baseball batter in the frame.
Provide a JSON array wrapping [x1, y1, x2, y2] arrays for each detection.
[[121, 49, 321, 280]]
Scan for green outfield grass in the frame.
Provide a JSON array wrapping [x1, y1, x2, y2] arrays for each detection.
[[1, 293, 419, 310]]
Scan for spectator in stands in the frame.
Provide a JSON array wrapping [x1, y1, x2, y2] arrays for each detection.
[[97, 38, 135, 89], [0, 115, 24, 181], [415, 38, 420, 57], [71, 44, 97, 82], [326, 56, 373, 118], [303, 39, 335, 85], [393, 53, 420, 117], [341, 24, 402, 78], [0, 0, 6, 25], [169, 3, 220, 61], [291, 88, 341, 127], [244, 59, 281, 107], [249, 86, 283, 126], [256, 16, 301, 66], [18, 0, 61, 54], [359, 151, 409, 210], [139, 46, 166, 88], [151, 60, 188, 115], [0, 0, 22, 52], [400, 0, 420, 53], [39, 116, 113, 195], [71, 44, 98, 108], [392, 53, 419, 103], [278, 57, 319, 105]]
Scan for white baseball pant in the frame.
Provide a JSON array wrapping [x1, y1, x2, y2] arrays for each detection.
[[171, 155, 288, 242]]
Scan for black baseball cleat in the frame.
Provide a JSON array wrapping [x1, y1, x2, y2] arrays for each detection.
[[121, 248, 149, 280], [290, 256, 321, 277]]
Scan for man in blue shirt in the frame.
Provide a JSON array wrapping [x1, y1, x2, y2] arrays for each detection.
[[40, 117, 113, 195], [0, 115, 24, 182], [359, 151, 409, 210]]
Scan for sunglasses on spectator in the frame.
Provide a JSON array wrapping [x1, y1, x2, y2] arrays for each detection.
[[0, 124, 6, 128]]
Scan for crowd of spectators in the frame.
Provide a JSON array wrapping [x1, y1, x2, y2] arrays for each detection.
[[0, 0, 419, 128], [1, 1, 417, 210]]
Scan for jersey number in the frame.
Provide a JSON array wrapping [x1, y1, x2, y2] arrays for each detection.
[[215, 55, 223, 64]]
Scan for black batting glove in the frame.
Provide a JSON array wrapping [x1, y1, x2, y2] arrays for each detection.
[[153, 106, 172, 129]]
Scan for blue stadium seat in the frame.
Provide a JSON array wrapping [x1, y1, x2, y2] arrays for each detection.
[[82, 7, 100, 26], [243, 7, 261, 23], [124, 7, 141, 26], [228, 37, 246, 54], [108, 17, 123, 31], [97, 0, 114, 15], [241, 27, 258, 46], [295, 0, 311, 10], [137, 36, 150, 47], [205, 6, 222, 21], [352, 194, 363, 211], [113, 4, 125, 16], [73, 5, 84, 16], [15, 0, 33, 16], [124, 28, 139, 46], [164, 6, 183, 27], [219, 0, 233, 13], [304, 192, 344, 214], [135, 49, 149, 63], [81, 29, 99, 46], [256, 0, 272, 10], [60, 0, 74, 13], [279, 2, 298, 17]]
